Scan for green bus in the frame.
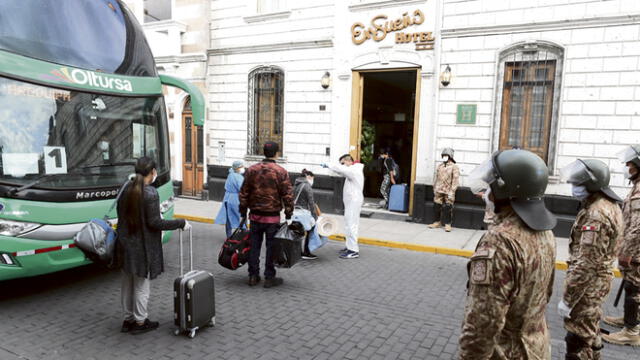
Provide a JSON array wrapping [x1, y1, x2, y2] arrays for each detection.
[[0, 0, 204, 281]]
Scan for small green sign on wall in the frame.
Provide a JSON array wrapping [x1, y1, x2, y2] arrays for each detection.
[[457, 104, 477, 125]]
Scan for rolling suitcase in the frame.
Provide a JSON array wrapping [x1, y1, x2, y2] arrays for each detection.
[[173, 228, 216, 339], [388, 184, 409, 212]]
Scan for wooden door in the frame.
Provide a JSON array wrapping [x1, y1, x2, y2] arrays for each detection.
[[182, 112, 204, 196]]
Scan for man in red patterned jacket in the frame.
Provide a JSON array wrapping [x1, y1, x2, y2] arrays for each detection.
[[240, 141, 294, 288]]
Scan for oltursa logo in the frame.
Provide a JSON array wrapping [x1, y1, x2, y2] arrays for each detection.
[[42, 67, 133, 92]]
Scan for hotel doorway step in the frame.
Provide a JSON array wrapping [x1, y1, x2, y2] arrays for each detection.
[[350, 69, 420, 215]]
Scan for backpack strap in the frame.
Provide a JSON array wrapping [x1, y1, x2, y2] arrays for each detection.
[[104, 181, 130, 219]]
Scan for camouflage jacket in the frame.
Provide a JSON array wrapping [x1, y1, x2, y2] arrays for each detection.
[[564, 193, 623, 308], [434, 162, 459, 196], [459, 209, 556, 360], [239, 159, 294, 218], [620, 179, 640, 262]]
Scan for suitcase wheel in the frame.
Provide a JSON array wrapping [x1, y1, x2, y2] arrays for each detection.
[[188, 329, 197, 339]]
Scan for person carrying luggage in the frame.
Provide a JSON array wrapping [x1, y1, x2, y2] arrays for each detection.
[[117, 156, 190, 335], [379, 148, 398, 209], [293, 169, 322, 259], [215, 160, 246, 238], [239, 141, 294, 288]]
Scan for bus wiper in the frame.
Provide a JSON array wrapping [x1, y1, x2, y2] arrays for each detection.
[[81, 161, 136, 169], [7, 173, 68, 196]]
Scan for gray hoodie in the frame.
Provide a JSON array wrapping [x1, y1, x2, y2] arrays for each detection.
[[293, 177, 317, 220]]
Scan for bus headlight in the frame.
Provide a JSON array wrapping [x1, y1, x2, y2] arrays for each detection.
[[160, 196, 175, 214], [0, 219, 42, 237]]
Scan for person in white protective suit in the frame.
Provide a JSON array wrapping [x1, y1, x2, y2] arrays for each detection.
[[322, 154, 364, 259]]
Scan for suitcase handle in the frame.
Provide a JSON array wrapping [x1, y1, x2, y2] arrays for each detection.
[[179, 227, 193, 276]]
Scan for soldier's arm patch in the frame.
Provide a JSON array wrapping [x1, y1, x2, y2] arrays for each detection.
[[469, 248, 495, 285], [580, 225, 600, 245]]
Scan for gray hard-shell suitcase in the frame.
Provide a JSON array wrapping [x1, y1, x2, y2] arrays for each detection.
[[173, 228, 216, 338]]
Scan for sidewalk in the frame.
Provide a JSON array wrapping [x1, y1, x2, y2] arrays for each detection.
[[174, 197, 572, 264]]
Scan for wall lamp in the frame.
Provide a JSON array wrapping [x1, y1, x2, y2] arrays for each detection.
[[321, 71, 331, 89], [440, 65, 452, 87]]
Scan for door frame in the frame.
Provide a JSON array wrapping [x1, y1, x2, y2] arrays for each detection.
[[349, 67, 422, 215]]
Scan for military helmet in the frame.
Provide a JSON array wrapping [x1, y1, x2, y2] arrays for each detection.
[[617, 145, 640, 169], [441, 148, 455, 163], [560, 159, 622, 202], [467, 149, 556, 231]]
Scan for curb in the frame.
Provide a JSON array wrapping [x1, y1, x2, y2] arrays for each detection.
[[175, 214, 622, 278]]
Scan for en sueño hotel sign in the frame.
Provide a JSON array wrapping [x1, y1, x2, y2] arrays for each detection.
[[351, 9, 435, 50]]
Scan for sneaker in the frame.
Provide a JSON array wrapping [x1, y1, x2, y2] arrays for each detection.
[[444, 224, 452, 232], [302, 253, 318, 260], [428, 222, 442, 229], [338, 247, 348, 254], [248, 275, 261, 287], [263, 277, 284, 288], [602, 327, 640, 346], [340, 250, 359, 259], [121, 319, 135, 333], [130, 319, 159, 335], [603, 316, 625, 329]]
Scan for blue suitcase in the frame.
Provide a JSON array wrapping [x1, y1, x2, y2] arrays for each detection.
[[388, 184, 409, 212]]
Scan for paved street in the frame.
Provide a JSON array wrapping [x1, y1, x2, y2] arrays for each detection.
[[0, 222, 638, 360]]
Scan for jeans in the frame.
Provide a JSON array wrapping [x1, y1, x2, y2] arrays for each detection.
[[248, 221, 280, 279], [380, 174, 391, 204]]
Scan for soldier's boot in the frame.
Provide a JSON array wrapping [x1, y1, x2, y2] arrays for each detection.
[[602, 326, 640, 346], [603, 316, 626, 328], [444, 224, 452, 232], [428, 203, 442, 228], [565, 332, 588, 360]]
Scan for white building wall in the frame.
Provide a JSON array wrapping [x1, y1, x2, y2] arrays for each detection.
[[440, 0, 640, 196], [207, 0, 335, 172]]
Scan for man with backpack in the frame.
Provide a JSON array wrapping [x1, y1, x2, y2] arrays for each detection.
[[239, 141, 294, 288]]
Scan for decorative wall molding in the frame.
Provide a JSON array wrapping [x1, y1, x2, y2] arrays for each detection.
[[208, 39, 333, 56], [442, 14, 640, 38], [243, 10, 292, 23], [348, 0, 426, 12], [155, 53, 207, 64]]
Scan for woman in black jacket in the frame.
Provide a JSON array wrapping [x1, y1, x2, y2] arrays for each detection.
[[117, 157, 189, 335], [294, 169, 321, 259]]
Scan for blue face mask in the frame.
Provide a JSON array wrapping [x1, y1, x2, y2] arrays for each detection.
[[571, 185, 590, 201]]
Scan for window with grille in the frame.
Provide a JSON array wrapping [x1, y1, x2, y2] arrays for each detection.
[[496, 44, 563, 164], [247, 67, 284, 156]]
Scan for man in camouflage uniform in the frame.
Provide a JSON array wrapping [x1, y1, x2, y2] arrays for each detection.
[[602, 145, 640, 346], [558, 159, 624, 359], [459, 149, 557, 359], [428, 148, 459, 232]]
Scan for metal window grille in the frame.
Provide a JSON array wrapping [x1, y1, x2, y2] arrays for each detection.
[[247, 67, 284, 155]]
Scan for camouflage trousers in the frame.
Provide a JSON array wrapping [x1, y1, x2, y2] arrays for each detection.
[[564, 275, 612, 360], [623, 263, 640, 300]]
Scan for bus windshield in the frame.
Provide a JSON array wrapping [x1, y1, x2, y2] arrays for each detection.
[[0, 76, 169, 189]]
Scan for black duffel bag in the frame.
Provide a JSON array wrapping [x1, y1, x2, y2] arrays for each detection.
[[218, 219, 251, 270], [273, 221, 304, 268]]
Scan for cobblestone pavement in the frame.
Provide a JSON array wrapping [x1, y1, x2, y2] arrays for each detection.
[[0, 222, 638, 360]]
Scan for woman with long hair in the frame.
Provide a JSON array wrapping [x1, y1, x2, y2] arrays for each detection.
[[117, 156, 189, 335]]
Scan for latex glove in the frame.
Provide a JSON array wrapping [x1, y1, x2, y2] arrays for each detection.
[[183, 220, 192, 231], [557, 300, 572, 319], [448, 193, 455, 202], [320, 163, 328, 168]]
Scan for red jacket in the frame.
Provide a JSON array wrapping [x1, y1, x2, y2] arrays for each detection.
[[239, 159, 294, 218]]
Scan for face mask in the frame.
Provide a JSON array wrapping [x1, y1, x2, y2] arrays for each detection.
[[571, 185, 590, 201], [443, 155, 449, 162], [151, 173, 157, 184], [308, 178, 314, 187], [482, 188, 495, 213], [239, 167, 245, 175], [624, 166, 637, 180]]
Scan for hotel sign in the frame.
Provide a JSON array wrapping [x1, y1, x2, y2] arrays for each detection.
[[351, 9, 435, 50]]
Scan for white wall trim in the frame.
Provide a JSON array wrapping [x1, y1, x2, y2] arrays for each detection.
[[348, 0, 426, 12], [442, 14, 640, 38], [142, 19, 187, 32], [207, 39, 333, 55], [243, 10, 292, 23], [155, 53, 207, 64]]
